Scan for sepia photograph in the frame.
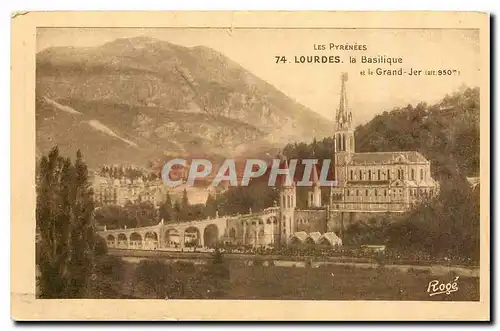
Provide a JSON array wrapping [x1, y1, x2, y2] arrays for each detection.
[[11, 11, 490, 320]]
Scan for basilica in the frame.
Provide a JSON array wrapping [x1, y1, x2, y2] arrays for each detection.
[[224, 72, 439, 247]]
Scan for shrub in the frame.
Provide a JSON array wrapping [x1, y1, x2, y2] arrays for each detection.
[[134, 259, 173, 299]]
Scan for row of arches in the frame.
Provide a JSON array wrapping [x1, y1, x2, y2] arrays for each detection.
[[227, 227, 271, 247], [104, 224, 220, 250]]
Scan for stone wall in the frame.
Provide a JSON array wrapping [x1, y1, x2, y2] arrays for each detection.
[[295, 209, 327, 233]]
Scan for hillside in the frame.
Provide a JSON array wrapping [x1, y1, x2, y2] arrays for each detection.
[[355, 86, 480, 179], [36, 36, 333, 168], [283, 86, 480, 180]]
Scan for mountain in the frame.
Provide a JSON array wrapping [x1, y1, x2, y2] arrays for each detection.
[[36, 36, 333, 168]]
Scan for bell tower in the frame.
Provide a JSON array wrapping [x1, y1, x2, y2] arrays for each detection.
[[333, 72, 355, 184], [307, 163, 322, 208], [278, 157, 296, 245]]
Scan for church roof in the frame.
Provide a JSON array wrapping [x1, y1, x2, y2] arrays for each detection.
[[350, 151, 428, 165], [467, 176, 480, 189], [319, 232, 343, 246], [308, 232, 322, 243], [291, 231, 308, 243]]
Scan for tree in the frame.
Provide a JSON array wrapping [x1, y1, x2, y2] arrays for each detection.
[[179, 189, 190, 220], [203, 248, 230, 298], [123, 201, 157, 227], [94, 204, 136, 229], [94, 235, 108, 256], [173, 200, 181, 221], [159, 193, 173, 222], [204, 194, 217, 218], [36, 147, 96, 298], [87, 255, 125, 298]]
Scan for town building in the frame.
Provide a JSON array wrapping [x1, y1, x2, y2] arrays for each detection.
[[91, 175, 167, 207]]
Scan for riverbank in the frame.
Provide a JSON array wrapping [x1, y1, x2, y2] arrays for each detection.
[[108, 248, 480, 278], [114, 258, 479, 301]]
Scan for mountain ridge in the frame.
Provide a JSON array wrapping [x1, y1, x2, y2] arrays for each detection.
[[36, 37, 333, 168]]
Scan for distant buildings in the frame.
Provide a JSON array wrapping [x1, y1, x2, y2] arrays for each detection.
[[91, 174, 168, 207]]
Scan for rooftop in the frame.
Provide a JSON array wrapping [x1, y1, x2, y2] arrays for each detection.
[[350, 151, 428, 165]]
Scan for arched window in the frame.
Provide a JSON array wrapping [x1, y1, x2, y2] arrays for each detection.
[[387, 170, 391, 180], [359, 170, 362, 180], [378, 169, 381, 180], [350, 170, 353, 180], [420, 169, 424, 181], [368, 170, 372, 180]]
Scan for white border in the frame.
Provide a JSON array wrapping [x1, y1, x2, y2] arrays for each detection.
[[5, 0, 497, 329]]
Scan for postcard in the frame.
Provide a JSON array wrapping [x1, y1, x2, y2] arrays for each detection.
[[11, 11, 490, 321]]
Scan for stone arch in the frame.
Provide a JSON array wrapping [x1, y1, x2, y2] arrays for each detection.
[[229, 227, 236, 240], [267, 216, 278, 225], [184, 226, 201, 248], [164, 228, 181, 248], [129, 232, 142, 249], [117, 233, 128, 248], [246, 227, 256, 245], [144, 231, 159, 250], [106, 234, 116, 248], [257, 228, 266, 247], [203, 224, 219, 248]]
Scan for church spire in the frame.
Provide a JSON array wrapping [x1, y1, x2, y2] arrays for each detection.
[[333, 72, 355, 155], [335, 72, 353, 130]]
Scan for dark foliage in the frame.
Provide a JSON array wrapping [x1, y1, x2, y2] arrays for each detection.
[[94, 201, 158, 229], [132, 254, 230, 299], [87, 255, 126, 298], [355, 87, 479, 180], [343, 178, 480, 262], [36, 147, 97, 298]]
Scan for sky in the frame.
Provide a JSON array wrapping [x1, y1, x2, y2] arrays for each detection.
[[37, 28, 480, 124]]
